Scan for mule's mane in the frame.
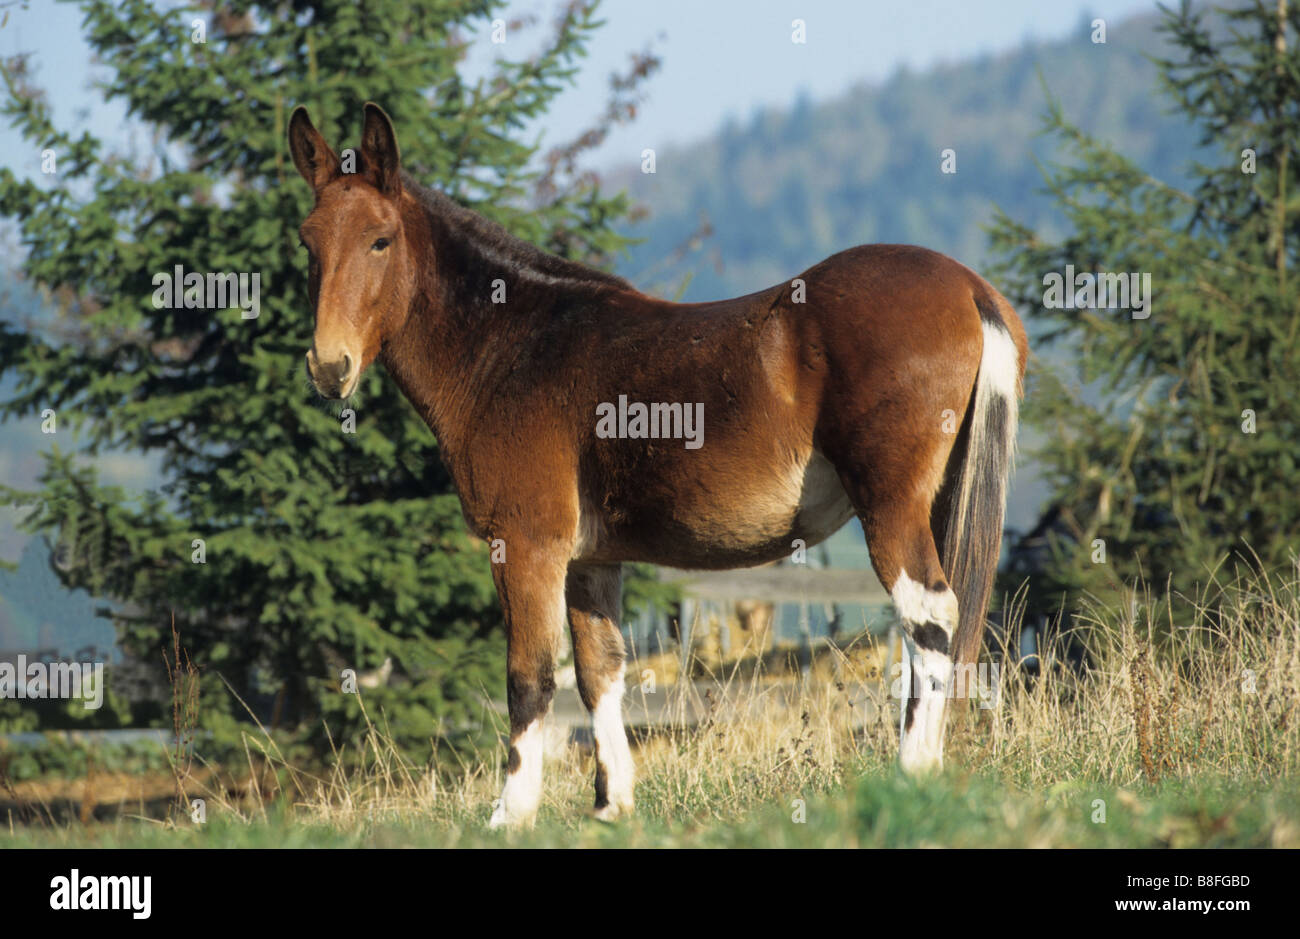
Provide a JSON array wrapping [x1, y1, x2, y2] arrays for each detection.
[[401, 171, 634, 295]]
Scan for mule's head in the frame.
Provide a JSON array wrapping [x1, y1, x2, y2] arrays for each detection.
[[289, 102, 415, 399]]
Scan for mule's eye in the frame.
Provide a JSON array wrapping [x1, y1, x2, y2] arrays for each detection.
[[371, 237, 390, 252]]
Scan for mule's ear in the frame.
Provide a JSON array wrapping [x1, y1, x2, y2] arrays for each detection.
[[360, 102, 402, 198], [288, 106, 341, 192]]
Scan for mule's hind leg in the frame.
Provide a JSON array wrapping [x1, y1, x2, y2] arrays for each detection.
[[866, 499, 959, 772], [488, 543, 568, 829], [851, 490, 960, 773], [566, 562, 635, 820]]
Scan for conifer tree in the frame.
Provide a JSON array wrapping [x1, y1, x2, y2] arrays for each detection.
[[0, 0, 653, 750], [990, 0, 1299, 614]]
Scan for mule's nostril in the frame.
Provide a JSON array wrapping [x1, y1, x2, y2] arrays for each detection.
[[305, 350, 353, 397]]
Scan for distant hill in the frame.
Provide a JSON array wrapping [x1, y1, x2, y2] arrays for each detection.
[[0, 277, 125, 662], [612, 8, 1201, 297], [0, 538, 117, 661]]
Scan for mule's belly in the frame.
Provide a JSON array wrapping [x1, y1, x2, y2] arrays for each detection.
[[586, 449, 857, 569], [777, 449, 858, 550]]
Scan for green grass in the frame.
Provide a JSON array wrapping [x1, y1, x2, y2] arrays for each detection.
[[4, 770, 1297, 849]]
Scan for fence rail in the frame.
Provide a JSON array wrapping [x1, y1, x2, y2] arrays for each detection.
[[665, 565, 889, 605]]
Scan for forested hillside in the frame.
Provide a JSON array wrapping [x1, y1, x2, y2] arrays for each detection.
[[614, 10, 1201, 304]]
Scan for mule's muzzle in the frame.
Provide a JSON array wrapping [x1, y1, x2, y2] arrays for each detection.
[[305, 348, 356, 399]]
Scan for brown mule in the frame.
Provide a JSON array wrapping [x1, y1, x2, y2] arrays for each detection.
[[289, 103, 1028, 828]]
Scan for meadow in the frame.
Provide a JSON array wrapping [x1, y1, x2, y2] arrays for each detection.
[[3, 569, 1298, 849]]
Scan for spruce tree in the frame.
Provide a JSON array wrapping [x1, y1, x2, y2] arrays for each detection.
[[989, 0, 1299, 615], [0, 0, 650, 753]]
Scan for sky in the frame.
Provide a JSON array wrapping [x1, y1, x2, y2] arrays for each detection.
[[0, 0, 1161, 177]]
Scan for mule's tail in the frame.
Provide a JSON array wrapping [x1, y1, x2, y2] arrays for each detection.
[[940, 301, 1022, 668]]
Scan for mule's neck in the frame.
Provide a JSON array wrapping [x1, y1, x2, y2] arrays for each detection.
[[378, 181, 636, 458]]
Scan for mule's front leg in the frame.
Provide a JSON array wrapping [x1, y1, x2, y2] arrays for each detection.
[[566, 563, 635, 821], [488, 544, 568, 830]]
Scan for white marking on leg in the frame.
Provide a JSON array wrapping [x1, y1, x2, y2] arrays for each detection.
[[591, 664, 635, 821], [898, 637, 953, 774], [891, 569, 958, 774], [890, 569, 958, 632], [896, 629, 911, 742], [489, 718, 544, 829]]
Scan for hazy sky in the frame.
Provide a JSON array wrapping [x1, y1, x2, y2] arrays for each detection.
[[0, 0, 1159, 176]]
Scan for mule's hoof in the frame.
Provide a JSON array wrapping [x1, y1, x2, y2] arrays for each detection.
[[592, 801, 633, 824], [488, 802, 537, 830], [898, 752, 944, 777]]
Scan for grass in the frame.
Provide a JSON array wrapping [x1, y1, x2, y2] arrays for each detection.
[[5, 771, 1297, 849], [3, 568, 1299, 848]]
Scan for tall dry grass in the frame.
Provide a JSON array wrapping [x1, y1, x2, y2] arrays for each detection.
[[185, 567, 1300, 832], [957, 565, 1300, 787]]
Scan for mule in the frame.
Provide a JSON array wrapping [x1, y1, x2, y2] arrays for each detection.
[[289, 103, 1028, 828]]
